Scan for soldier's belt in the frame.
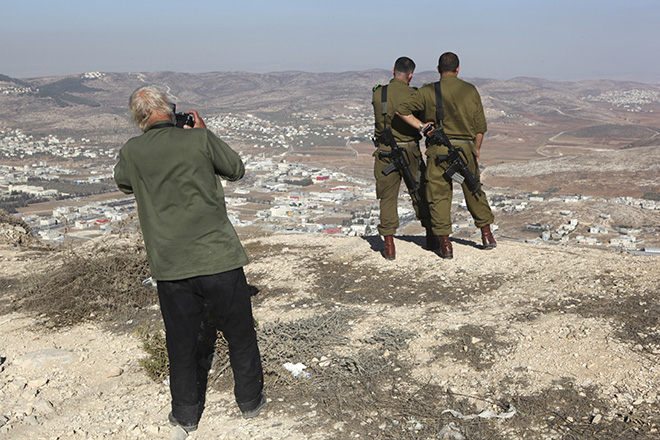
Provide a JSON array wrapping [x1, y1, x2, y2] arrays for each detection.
[[448, 138, 472, 144], [394, 140, 419, 147]]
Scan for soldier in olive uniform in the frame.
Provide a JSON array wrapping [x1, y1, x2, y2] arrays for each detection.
[[372, 57, 434, 260], [397, 52, 496, 259]]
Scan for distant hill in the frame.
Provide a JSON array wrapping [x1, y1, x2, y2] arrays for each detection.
[[2, 70, 659, 118]]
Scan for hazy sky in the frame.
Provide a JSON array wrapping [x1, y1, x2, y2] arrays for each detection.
[[2, 0, 658, 82]]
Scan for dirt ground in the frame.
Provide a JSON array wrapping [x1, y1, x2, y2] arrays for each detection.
[[1, 226, 660, 439]]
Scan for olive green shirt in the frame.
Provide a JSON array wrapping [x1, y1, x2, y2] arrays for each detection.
[[398, 75, 487, 140], [114, 122, 249, 281], [372, 78, 421, 143]]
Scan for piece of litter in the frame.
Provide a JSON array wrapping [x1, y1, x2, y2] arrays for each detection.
[[438, 422, 465, 440], [283, 362, 310, 378], [142, 277, 157, 288], [441, 406, 516, 420]]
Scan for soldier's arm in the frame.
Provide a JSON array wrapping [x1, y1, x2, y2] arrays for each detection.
[[396, 88, 433, 133], [396, 112, 432, 133]]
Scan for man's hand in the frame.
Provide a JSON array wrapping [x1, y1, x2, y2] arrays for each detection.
[[421, 122, 435, 135], [474, 133, 484, 162], [184, 110, 207, 129]]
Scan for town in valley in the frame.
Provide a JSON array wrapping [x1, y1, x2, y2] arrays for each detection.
[[1, 70, 659, 254]]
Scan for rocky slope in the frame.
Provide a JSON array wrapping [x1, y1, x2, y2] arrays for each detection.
[[1, 227, 660, 439]]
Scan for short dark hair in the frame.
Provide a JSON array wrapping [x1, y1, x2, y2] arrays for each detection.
[[394, 57, 415, 76], [438, 52, 460, 74]]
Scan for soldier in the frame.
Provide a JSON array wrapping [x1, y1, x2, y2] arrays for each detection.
[[397, 52, 496, 259], [372, 56, 434, 260]]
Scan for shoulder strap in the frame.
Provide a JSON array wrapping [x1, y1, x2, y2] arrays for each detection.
[[381, 84, 388, 117], [434, 81, 444, 122]]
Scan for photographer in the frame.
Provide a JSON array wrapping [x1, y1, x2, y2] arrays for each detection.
[[114, 86, 265, 432]]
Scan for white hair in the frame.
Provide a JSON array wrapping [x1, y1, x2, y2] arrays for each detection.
[[128, 86, 173, 132]]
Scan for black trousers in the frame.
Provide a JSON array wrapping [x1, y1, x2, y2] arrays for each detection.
[[157, 267, 263, 423]]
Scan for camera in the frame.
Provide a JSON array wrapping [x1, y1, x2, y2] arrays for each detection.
[[169, 103, 195, 128]]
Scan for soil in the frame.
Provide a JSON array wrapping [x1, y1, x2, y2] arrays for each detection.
[[1, 225, 660, 439]]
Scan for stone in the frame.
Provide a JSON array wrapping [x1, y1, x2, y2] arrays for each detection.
[[34, 399, 55, 413], [106, 367, 124, 378], [171, 426, 189, 440], [28, 377, 48, 388], [14, 405, 32, 416], [13, 349, 75, 369]]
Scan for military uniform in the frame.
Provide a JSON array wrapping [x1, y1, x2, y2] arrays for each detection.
[[398, 75, 494, 236], [372, 77, 431, 237]]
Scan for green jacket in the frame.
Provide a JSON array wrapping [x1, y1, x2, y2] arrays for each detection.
[[397, 75, 487, 140], [114, 121, 249, 281], [372, 77, 421, 143]]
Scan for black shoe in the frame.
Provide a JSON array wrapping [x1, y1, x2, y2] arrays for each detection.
[[168, 412, 198, 432], [241, 394, 267, 419]]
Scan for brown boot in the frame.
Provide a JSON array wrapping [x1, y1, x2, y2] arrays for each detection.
[[438, 235, 453, 259], [383, 235, 396, 260], [426, 228, 439, 251], [481, 225, 497, 249]]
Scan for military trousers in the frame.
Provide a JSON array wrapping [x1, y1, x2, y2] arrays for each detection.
[[425, 140, 495, 236], [374, 141, 432, 236]]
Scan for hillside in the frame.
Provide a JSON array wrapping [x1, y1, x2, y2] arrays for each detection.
[[1, 70, 659, 144], [482, 144, 660, 197], [1, 226, 660, 439]]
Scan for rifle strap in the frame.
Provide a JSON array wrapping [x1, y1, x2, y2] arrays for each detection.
[[381, 85, 388, 126], [434, 81, 444, 123]]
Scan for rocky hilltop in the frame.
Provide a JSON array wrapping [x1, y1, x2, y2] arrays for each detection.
[[1, 224, 659, 439]]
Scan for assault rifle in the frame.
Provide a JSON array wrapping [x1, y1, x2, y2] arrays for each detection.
[[423, 124, 482, 198], [374, 127, 423, 200]]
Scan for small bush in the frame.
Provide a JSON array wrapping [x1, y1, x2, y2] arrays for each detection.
[[137, 324, 169, 382]]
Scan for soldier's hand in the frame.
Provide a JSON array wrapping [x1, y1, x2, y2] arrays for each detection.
[[421, 122, 434, 135], [184, 110, 207, 129]]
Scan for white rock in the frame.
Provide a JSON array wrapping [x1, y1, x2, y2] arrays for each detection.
[[14, 349, 75, 369], [106, 367, 124, 378], [33, 399, 55, 413], [171, 426, 189, 439], [28, 377, 48, 388]]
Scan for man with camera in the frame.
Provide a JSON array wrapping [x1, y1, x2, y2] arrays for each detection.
[[397, 52, 496, 259], [114, 86, 265, 432]]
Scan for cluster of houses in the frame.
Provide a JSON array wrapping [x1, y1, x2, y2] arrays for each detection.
[[582, 89, 660, 110], [0, 128, 115, 160], [7, 153, 658, 254], [204, 109, 370, 151]]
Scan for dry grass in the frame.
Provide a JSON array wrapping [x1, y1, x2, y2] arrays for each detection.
[[14, 235, 153, 327]]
